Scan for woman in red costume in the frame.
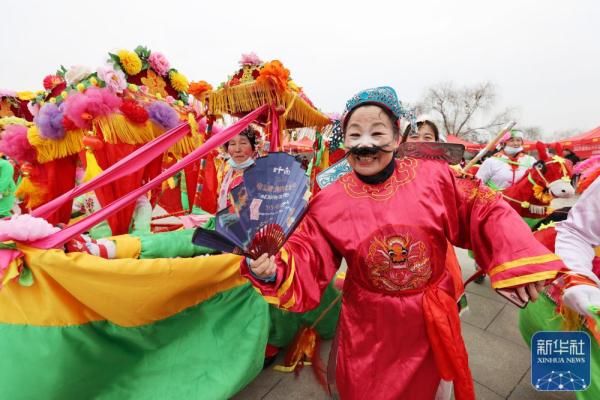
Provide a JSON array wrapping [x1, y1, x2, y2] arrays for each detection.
[[242, 87, 564, 399]]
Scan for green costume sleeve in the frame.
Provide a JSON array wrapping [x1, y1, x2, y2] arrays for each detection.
[[136, 228, 218, 259], [267, 279, 342, 347], [129, 197, 152, 235], [0, 159, 15, 194], [0, 159, 16, 217]]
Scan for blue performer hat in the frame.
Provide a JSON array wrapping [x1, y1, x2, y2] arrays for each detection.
[[343, 86, 405, 126]]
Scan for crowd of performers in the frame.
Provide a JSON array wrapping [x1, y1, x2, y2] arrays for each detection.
[[0, 49, 599, 400]]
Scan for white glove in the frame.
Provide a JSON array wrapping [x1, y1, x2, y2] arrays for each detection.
[[562, 285, 600, 317]]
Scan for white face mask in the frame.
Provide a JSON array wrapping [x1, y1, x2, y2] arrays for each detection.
[[504, 146, 523, 156], [228, 157, 254, 170]]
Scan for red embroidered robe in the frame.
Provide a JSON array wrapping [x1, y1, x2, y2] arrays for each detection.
[[242, 157, 564, 400]]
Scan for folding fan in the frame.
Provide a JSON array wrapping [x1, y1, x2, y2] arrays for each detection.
[[192, 152, 310, 259]]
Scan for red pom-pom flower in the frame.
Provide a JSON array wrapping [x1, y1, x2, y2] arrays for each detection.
[[62, 115, 79, 131], [120, 99, 149, 124], [43, 74, 64, 90]]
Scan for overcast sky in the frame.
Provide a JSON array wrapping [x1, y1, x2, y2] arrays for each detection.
[[2, 0, 599, 138]]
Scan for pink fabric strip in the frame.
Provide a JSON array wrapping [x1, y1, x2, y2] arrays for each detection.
[[30, 105, 269, 249], [32, 123, 192, 219]]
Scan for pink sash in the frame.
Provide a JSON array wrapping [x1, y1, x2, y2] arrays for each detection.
[[29, 105, 271, 249]]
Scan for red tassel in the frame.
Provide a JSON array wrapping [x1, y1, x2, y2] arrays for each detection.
[[311, 334, 329, 393], [273, 292, 342, 395], [282, 326, 317, 368]]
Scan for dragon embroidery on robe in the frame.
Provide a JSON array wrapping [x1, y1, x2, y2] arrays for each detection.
[[367, 232, 431, 292]]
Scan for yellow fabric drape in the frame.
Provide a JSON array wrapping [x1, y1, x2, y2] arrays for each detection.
[[0, 246, 245, 327]]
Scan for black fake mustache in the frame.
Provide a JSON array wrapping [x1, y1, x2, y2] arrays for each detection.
[[348, 144, 394, 157]]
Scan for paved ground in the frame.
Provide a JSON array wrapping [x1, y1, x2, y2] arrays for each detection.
[[234, 249, 575, 400]]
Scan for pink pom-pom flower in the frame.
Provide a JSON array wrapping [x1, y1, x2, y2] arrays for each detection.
[[148, 52, 170, 77], [63, 87, 122, 129], [0, 215, 60, 243], [0, 125, 37, 164], [239, 52, 263, 67]]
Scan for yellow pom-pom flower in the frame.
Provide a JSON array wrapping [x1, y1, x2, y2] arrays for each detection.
[[76, 83, 85, 92], [128, 83, 138, 92], [169, 70, 189, 92], [90, 77, 98, 86], [49, 98, 56, 104], [117, 50, 143, 76]]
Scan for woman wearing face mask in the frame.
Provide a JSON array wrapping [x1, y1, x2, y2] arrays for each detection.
[[217, 126, 258, 211], [475, 130, 537, 190], [243, 87, 566, 400]]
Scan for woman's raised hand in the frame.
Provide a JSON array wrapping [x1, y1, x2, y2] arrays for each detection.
[[249, 253, 277, 279]]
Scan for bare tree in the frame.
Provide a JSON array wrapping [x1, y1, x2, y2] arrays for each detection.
[[420, 81, 515, 139], [520, 126, 544, 141]]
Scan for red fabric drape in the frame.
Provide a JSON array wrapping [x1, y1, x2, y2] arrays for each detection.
[[42, 156, 77, 225], [423, 286, 475, 400], [196, 152, 218, 214], [93, 142, 143, 235]]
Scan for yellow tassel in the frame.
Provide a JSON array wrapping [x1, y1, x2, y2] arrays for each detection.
[[95, 115, 163, 145], [188, 113, 199, 137], [282, 91, 330, 128], [15, 175, 47, 209], [168, 135, 200, 159], [27, 126, 84, 164], [83, 149, 103, 182], [273, 326, 317, 373], [208, 82, 329, 129], [209, 81, 279, 116], [533, 184, 553, 204], [164, 113, 203, 158], [319, 147, 330, 169]]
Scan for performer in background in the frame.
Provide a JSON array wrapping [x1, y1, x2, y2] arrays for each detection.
[[520, 175, 600, 400], [402, 116, 467, 312], [217, 126, 258, 211], [402, 116, 439, 143], [244, 86, 564, 400], [476, 129, 536, 190]]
